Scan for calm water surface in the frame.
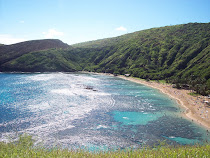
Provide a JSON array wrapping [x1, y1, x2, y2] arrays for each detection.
[[0, 73, 209, 151]]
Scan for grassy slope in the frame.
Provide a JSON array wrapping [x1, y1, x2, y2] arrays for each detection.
[[0, 135, 209, 158]]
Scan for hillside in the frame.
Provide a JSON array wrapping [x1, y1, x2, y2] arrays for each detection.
[[0, 39, 69, 65], [73, 23, 209, 79], [0, 39, 76, 71], [0, 23, 209, 94]]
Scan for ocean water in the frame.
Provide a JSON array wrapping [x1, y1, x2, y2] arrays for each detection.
[[0, 73, 209, 150]]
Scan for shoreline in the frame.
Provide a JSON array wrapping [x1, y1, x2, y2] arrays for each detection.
[[86, 72, 210, 130], [118, 75, 210, 130]]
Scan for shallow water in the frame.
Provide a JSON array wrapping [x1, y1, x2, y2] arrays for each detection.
[[0, 73, 209, 150]]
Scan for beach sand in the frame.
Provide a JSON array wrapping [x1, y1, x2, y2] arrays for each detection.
[[86, 72, 210, 130]]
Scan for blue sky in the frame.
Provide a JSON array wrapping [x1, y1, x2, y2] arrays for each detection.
[[0, 0, 209, 45]]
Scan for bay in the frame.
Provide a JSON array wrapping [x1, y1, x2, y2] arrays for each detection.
[[0, 73, 209, 151]]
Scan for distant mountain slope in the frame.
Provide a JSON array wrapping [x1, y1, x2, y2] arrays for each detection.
[[0, 39, 69, 66], [1, 48, 81, 72]]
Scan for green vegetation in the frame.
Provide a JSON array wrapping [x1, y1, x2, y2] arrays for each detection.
[[188, 92, 200, 96], [2, 48, 82, 72], [0, 39, 69, 67], [0, 23, 209, 95], [0, 134, 210, 158]]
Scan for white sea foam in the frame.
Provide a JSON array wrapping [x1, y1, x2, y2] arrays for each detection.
[[96, 125, 109, 129], [51, 87, 110, 97], [74, 75, 100, 82], [123, 117, 129, 120], [51, 89, 76, 96], [27, 74, 55, 81], [27, 102, 51, 111]]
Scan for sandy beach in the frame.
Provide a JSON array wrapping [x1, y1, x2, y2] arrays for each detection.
[[86, 72, 210, 130]]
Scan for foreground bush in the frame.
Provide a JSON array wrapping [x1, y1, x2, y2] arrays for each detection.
[[0, 135, 209, 158]]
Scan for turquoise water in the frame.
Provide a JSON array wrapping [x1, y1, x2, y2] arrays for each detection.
[[112, 111, 164, 125], [0, 73, 209, 150]]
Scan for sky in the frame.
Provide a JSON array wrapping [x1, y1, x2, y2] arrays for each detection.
[[0, 0, 209, 45]]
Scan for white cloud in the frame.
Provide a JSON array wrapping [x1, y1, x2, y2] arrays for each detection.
[[42, 29, 64, 38], [19, 20, 24, 23], [0, 34, 26, 45], [115, 26, 127, 31]]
